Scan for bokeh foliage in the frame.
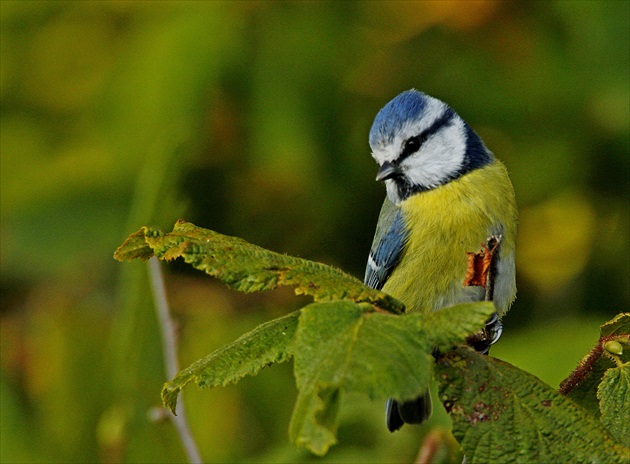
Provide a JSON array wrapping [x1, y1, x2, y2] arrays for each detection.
[[1, 1, 628, 462]]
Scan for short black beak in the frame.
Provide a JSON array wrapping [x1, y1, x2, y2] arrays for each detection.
[[376, 162, 401, 182]]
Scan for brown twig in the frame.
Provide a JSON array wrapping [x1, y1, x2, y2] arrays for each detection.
[[558, 333, 629, 396]]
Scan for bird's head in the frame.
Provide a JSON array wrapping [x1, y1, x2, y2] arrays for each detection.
[[369, 90, 493, 204]]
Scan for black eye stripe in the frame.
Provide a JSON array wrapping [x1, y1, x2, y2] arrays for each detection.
[[401, 135, 424, 158], [399, 108, 455, 161], [424, 107, 455, 139]]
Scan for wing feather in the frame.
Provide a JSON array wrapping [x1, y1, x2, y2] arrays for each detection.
[[364, 198, 408, 290]]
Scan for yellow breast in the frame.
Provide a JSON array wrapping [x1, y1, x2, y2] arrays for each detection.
[[382, 161, 517, 314]]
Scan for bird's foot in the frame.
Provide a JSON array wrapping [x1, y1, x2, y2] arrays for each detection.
[[467, 312, 503, 355]]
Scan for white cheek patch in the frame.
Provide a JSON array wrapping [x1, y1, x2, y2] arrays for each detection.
[[402, 117, 467, 188], [385, 180, 401, 204]]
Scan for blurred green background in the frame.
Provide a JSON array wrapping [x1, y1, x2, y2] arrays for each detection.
[[1, 1, 628, 462]]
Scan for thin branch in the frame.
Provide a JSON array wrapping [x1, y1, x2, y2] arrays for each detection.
[[149, 257, 203, 464]]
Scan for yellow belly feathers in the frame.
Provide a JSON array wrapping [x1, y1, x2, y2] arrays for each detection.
[[382, 161, 517, 314]]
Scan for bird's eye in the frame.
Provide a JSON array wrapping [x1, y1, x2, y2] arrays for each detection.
[[402, 134, 427, 159]]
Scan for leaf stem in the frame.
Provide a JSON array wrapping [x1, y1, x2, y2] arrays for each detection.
[[559, 334, 629, 395], [149, 257, 203, 464]]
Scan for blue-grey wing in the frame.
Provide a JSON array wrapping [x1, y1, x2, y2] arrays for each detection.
[[368, 198, 427, 432], [364, 197, 407, 290]]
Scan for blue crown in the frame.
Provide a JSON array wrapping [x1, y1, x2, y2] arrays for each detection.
[[369, 90, 428, 147]]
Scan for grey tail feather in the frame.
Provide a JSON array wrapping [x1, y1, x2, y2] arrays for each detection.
[[385, 391, 432, 432]]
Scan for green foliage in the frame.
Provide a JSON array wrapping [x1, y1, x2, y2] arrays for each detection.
[[599, 364, 630, 448], [115, 220, 404, 314], [601, 312, 630, 337], [116, 222, 629, 460], [3, 2, 628, 462], [118, 221, 495, 455], [289, 300, 495, 455], [551, 312, 630, 455], [437, 347, 628, 463], [561, 353, 610, 418], [162, 311, 300, 415], [595, 314, 630, 448], [560, 313, 630, 440]]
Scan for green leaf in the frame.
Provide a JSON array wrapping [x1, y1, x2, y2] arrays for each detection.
[[559, 312, 630, 417], [112, 228, 157, 261], [115, 220, 403, 314], [289, 301, 427, 455], [598, 363, 630, 447], [601, 312, 630, 337], [162, 311, 300, 414], [436, 347, 629, 463], [289, 300, 495, 456], [561, 353, 612, 418], [424, 301, 497, 352]]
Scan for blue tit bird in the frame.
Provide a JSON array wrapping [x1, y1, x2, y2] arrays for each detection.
[[364, 90, 517, 432]]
